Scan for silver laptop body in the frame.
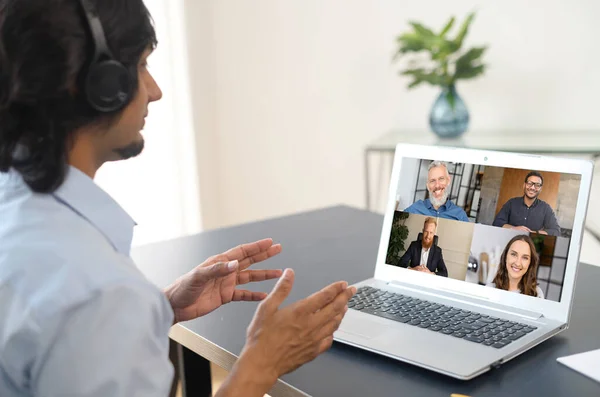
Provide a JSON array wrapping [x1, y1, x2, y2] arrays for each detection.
[[334, 143, 593, 380]]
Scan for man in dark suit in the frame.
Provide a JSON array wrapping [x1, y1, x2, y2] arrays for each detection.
[[398, 217, 448, 277]]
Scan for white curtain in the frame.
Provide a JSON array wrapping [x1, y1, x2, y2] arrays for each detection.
[[94, 0, 202, 247]]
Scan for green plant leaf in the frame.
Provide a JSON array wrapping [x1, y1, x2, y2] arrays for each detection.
[[401, 68, 426, 75], [395, 32, 420, 44], [393, 11, 485, 89], [402, 68, 428, 88], [454, 64, 486, 80], [453, 12, 476, 50], [393, 32, 427, 61], [455, 46, 487, 69], [402, 68, 444, 88], [408, 22, 446, 54], [408, 79, 424, 89], [431, 39, 460, 60], [452, 45, 486, 83], [439, 16, 455, 37], [399, 226, 408, 240], [386, 212, 410, 266], [410, 22, 436, 39]]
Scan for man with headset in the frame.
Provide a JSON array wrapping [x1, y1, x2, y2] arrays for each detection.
[[0, 1, 355, 396]]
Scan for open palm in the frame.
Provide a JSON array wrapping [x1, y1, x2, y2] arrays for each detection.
[[165, 238, 283, 323]]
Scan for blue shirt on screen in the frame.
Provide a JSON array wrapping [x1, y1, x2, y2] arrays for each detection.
[[404, 198, 470, 222]]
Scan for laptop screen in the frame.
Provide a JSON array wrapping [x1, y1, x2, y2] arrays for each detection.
[[386, 156, 582, 303]]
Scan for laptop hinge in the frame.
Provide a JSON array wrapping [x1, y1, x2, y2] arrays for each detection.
[[387, 280, 544, 321]]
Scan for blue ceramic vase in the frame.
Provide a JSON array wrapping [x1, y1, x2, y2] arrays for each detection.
[[429, 85, 469, 138]]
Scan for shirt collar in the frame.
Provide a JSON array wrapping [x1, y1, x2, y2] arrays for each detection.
[[425, 198, 450, 211], [52, 166, 137, 255], [521, 196, 539, 208]]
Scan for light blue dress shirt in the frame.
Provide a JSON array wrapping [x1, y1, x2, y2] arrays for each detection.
[[0, 166, 175, 397]]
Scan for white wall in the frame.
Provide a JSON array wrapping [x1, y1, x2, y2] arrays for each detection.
[[184, 0, 600, 230], [182, 0, 221, 230], [95, 0, 201, 246]]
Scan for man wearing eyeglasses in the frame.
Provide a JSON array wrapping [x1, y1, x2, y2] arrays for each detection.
[[492, 171, 561, 236]]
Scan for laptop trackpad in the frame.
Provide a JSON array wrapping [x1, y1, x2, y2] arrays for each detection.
[[337, 314, 391, 339]]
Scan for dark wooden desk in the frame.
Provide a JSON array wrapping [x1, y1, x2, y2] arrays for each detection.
[[132, 205, 600, 397]]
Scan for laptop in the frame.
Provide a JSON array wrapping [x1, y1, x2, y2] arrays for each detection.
[[334, 142, 594, 380]]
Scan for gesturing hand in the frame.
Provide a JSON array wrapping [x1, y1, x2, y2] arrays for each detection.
[[217, 269, 356, 396], [164, 238, 283, 323]]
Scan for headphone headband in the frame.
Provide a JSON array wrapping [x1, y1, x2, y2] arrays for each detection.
[[76, 0, 132, 112], [77, 0, 113, 61]]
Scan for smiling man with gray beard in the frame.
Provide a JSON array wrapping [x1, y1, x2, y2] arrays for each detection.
[[403, 160, 470, 222]]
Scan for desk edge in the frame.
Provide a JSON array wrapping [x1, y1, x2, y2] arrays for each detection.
[[169, 324, 311, 397]]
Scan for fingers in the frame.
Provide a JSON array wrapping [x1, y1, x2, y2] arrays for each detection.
[[193, 260, 239, 282], [316, 336, 335, 356], [313, 310, 346, 341], [260, 268, 295, 313], [311, 286, 356, 328], [232, 289, 268, 301], [301, 281, 349, 314], [237, 244, 282, 270], [237, 269, 283, 285], [224, 238, 279, 261], [206, 239, 282, 270]]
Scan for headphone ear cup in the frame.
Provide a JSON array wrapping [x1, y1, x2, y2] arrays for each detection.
[[85, 59, 132, 112]]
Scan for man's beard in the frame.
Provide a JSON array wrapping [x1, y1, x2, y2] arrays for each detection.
[[429, 187, 448, 208], [113, 139, 145, 160], [422, 238, 433, 249], [525, 190, 538, 200]]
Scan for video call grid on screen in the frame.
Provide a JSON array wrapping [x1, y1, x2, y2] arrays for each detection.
[[385, 156, 582, 303]]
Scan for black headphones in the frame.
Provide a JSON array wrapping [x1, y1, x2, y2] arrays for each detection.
[[77, 0, 132, 112]]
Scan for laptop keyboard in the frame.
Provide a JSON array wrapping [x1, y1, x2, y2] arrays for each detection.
[[349, 286, 537, 349]]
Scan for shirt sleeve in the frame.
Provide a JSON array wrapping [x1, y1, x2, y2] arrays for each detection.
[[31, 283, 174, 397], [458, 209, 470, 222], [403, 202, 416, 213], [434, 248, 448, 277], [542, 204, 561, 236], [492, 200, 511, 227], [398, 242, 414, 268]]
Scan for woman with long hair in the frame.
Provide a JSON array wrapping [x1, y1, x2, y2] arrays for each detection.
[[489, 234, 545, 298]]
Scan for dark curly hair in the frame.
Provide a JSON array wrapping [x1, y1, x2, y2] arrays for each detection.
[[0, 0, 157, 192]]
